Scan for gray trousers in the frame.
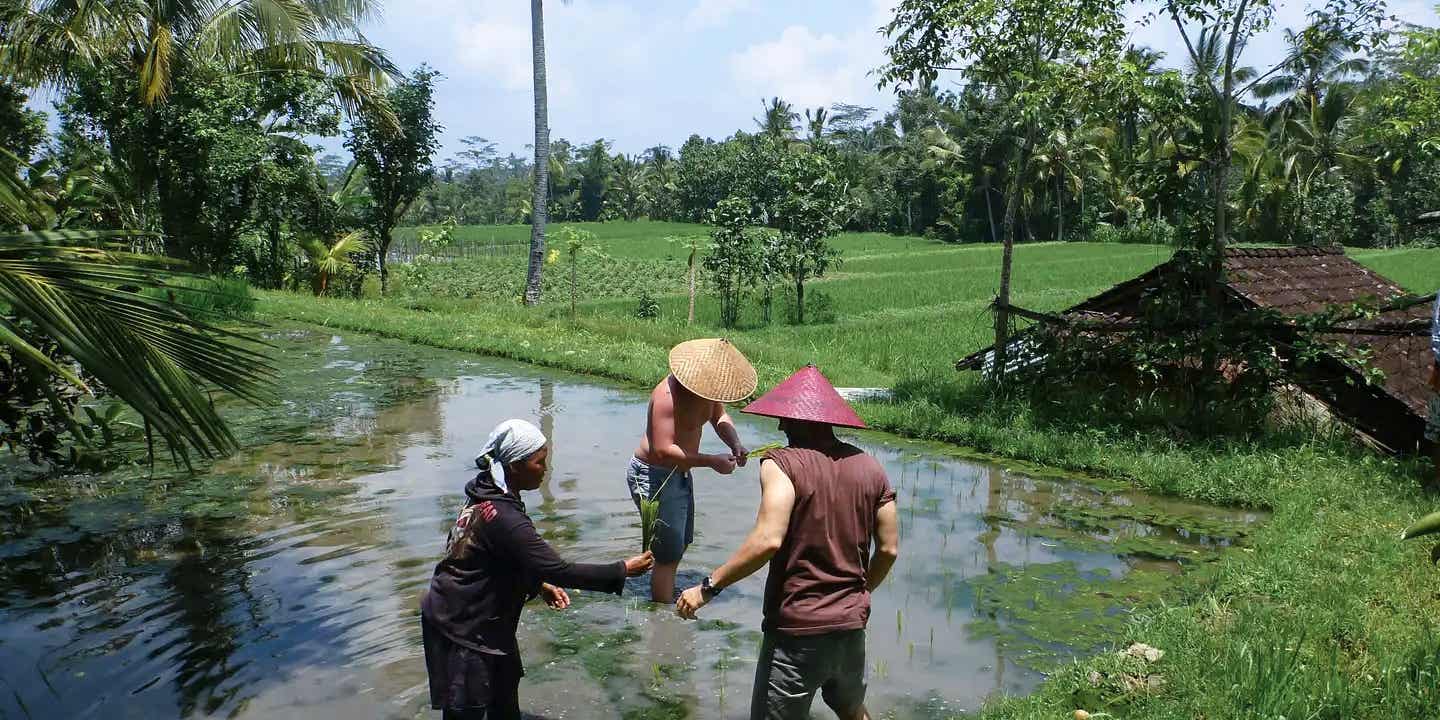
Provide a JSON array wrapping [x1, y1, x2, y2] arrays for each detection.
[[751, 629, 868, 720]]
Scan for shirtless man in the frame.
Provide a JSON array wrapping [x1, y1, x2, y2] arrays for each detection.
[[628, 339, 757, 603]]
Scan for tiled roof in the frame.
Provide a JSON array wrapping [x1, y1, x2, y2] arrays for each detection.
[[1221, 246, 1431, 417]]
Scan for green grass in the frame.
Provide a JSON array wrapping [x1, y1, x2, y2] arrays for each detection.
[[262, 221, 1440, 720]]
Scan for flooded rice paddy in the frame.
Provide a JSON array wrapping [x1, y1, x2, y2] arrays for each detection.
[[0, 326, 1262, 719]]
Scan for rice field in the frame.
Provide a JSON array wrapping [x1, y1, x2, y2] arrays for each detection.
[[381, 221, 1440, 390]]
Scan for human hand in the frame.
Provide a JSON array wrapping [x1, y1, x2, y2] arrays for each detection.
[[732, 445, 750, 468], [540, 583, 570, 610], [675, 585, 709, 620], [709, 454, 737, 475], [625, 551, 655, 577]]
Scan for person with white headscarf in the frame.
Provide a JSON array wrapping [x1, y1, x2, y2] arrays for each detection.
[[421, 419, 653, 720]]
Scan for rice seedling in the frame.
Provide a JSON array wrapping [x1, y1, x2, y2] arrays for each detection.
[[747, 442, 785, 460]]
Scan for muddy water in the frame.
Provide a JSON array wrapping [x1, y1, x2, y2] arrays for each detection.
[[0, 327, 1260, 719]]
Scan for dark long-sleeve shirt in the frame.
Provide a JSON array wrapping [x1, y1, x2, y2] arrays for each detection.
[[422, 473, 625, 656]]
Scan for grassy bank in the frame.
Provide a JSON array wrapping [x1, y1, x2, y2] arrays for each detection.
[[262, 222, 1440, 719]]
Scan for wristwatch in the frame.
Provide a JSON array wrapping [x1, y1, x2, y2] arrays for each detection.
[[702, 575, 723, 599]]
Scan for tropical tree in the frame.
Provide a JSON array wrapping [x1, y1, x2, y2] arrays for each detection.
[[1280, 88, 1366, 193], [609, 153, 648, 221], [0, 157, 273, 464], [1029, 124, 1111, 242], [1255, 24, 1371, 117], [301, 231, 364, 296], [882, 0, 1126, 378], [770, 149, 852, 324], [805, 106, 830, 144], [345, 67, 442, 294], [756, 97, 799, 141], [525, 0, 573, 306], [0, 0, 397, 116], [1160, 0, 1386, 280]]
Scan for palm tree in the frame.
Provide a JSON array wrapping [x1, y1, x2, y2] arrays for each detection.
[[301, 231, 364, 296], [525, 0, 572, 306], [805, 106, 830, 144], [0, 157, 273, 464], [1028, 124, 1110, 242], [0, 0, 396, 118], [1254, 25, 1369, 120], [1279, 89, 1366, 194], [756, 97, 799, 140], [609, 154, 648, 221]]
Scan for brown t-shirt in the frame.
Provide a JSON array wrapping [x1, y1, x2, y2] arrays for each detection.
[[762, 444, 896, 636]]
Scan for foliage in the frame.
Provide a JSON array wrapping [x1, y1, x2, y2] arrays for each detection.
[[703, 198, 760, 329], [345, 66, 443, 294], [1090, 219, 1179, 245], [0, 0, 398, 119], [557, 225, 601, 321], [301, 231, 366, 296], [141, 275, 256, 318], [633, 289, 660, 320], [0, 158, 274, 466], [770, 149, 852, 324]]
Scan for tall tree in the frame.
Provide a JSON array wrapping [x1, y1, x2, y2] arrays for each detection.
[[1161, 0, 1385, 295], [524, 0, 571, 305], [756, 97, 799, 140], [0, 0, 397, 120], [346, 67, 442, 294], [882, 0, 1126, 380]]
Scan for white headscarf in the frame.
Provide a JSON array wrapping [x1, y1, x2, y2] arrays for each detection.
[[475, 419, 547, 492]]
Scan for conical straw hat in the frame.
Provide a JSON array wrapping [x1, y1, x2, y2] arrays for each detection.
[[742, 364, 867, 429], [668, 339, 757, 403]]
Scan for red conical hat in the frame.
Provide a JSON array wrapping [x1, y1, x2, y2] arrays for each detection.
[[742, 365, 867, 429]]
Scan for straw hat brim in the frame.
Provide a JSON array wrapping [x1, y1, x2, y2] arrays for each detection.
[[668, 339, 757, 403]]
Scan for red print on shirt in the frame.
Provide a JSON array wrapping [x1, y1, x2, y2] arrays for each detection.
[[477, 501, 498, 523]]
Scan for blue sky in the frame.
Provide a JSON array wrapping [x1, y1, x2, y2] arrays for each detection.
[[359, 0, 1439, 163]]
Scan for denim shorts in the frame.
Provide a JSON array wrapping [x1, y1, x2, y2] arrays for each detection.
[[751, 630, 867, 720], [627, 456, 694, 564]]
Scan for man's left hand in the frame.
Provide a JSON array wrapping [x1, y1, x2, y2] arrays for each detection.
[[732, 445, 750, 468], [675, 585, 709, 619], [540, 583, 571, 610]]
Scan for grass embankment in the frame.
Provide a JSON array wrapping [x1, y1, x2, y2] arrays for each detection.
[[263, 221, 1440, 719]]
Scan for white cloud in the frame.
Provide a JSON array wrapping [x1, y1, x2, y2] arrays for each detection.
[[730, 24, 890, 111], [452, 17, 533, 91], [684, 0, 754, 31]]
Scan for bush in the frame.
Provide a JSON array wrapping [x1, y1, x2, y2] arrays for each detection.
[[634, 289, 660, 320], [783, 289, 837, 325], [144, 276, 255, 318], [1089, 218, 1178, 245]]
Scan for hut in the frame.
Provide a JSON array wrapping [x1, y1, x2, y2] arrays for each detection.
[[958, 246, 1436, 454]]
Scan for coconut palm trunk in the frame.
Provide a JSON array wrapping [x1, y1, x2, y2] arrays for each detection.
[[524, 0, 550, 306]]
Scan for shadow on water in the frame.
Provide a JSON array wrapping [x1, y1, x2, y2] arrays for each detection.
[[0, 325, 1264, 719]]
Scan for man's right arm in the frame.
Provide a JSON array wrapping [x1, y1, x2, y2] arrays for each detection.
[[866, 500, 899, 592]]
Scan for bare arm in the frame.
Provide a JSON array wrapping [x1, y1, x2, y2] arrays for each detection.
[[710, 403, 747, 465], [646, 388, 729, 471], [866, 501, 899, 592], [675, 462, 795, 617], [708, 461, 795, 589]]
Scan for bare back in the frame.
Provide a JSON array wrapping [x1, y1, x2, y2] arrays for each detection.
[[636, 375, 721, 468]]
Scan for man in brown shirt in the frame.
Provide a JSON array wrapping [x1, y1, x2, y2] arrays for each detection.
[[675, 365, 899, 720]]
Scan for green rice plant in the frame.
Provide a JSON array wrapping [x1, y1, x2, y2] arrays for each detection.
[[639, 467, 679, 552], [748, 442, 784, 460]]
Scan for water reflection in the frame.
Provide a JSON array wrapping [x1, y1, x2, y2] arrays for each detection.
[[0, 327, 1261, 720]]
